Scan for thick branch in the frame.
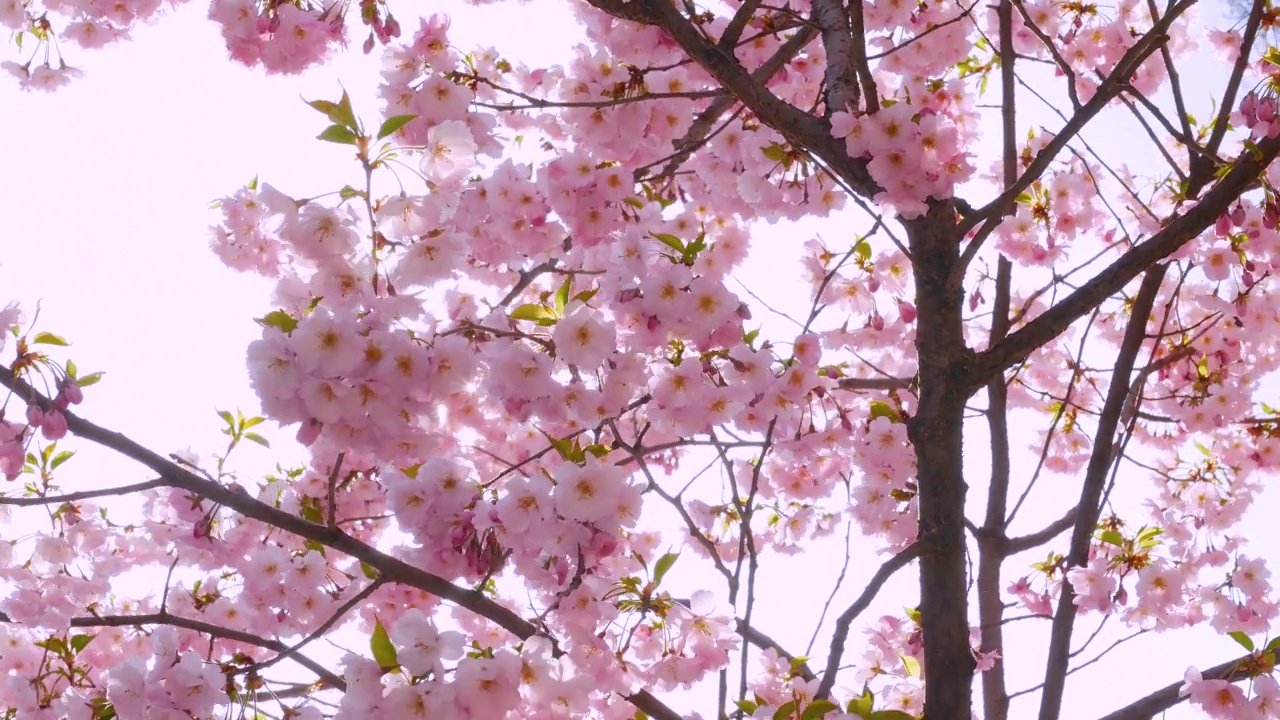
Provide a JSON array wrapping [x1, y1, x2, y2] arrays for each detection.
[[1005, 506, 1078, 554], [593, 0, 878, 195], [972, 133, 1280, 386], [1095, 655, 1252, 720], [812, 0, 861, 114], [1037, 265, 1167, 720]]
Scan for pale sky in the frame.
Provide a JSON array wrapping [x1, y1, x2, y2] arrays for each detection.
[[0, 2, 1271, 718]]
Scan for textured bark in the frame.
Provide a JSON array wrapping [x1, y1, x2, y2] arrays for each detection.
[[906, 200, 976, 719]]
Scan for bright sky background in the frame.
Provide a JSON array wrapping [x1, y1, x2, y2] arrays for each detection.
[[2, 1, 1276, 718]]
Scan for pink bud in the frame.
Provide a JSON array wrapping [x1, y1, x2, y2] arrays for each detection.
[[1215, 213, 1232, 237], [898, 301, 917, 324], [61, 379, 83, 405], [41, 411, 68, 441], [25, 404, 43, 426], [363, 33, 375, 54], [296, 419, 323, 446]]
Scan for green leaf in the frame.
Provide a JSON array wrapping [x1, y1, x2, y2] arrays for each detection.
[[370, 617, 399, 671], [900, 652, 920, 677], [510, 304, 559, 323], [555, 276, 572, 316], [1135, 526, 1163, 549], [360, 561, 380, 580], [869, 401, 898, 422], [50, 450, 74, 470], [867, 712, 917, 720], [1097, 529, 1124, 547], [304, 539, 327, 556], [652, 552, 679, 586], [241, 416, 266, 430], [244, 432, 270, 449], [1194, 440, 1212, 457], [1229, 630, 1255, 652], [572, 288, 599, 304], [317, 124, 360, 145], [762, 143, 789, 163], [306, 91, 358, 130], [854, 239, 872, 263], [32, 332, 69, 346], [737, 700, 759, 715], [376, 114, 417, 140], [256, 310, 299, 335], [70, 633, 96, 653], [76, 371, 104, 388], [848, 688, 874, 717], [773, 700, 798, 720], [801, 700, 840, 720], [217, 410, 235, 427], [650, 233, 685, 253]]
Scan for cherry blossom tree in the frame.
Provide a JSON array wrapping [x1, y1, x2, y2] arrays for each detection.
[[7, 0, 1280, 717]]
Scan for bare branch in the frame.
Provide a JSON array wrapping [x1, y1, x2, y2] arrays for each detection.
[[0, 477, 167, 506]]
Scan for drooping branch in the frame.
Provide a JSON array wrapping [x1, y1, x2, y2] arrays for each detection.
[[0, 364, 686, 720], [1036, 265, 1167, 720], [0, 609, 346, 692]]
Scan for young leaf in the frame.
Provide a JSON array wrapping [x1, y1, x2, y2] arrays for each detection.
[[370, 617, 399, 670], [70, 633, 97, 653], [555, 276, 572, 316], [1229, 630, 1255, 652], [32, 332, 69, 346], [76, 371, 104, 387], [1097, 529, 1125, 547], [377, 114, 417, 140], [801, 700, 840, 720], [244, 432, 271, 449], [256, 310, 299, 335], [306, 92, 358, 130], [650, 233, 685, 253], [317, 125, 360, 145], [652, 552, 679, 586], [510, 304, 558, 323], [50, 450, 75, 470]]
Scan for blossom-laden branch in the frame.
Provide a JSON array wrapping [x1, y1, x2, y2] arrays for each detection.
[[0, 609, 346, 691], [0, 363, 686, 720]]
